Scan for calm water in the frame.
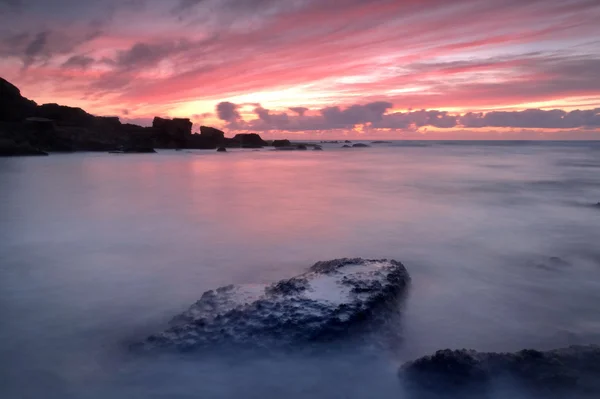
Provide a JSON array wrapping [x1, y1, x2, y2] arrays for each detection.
[[1, 141, 600, 398]]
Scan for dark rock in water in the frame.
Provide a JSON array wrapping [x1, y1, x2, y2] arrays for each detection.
[[352, 143, 370, 148], [401, 345, 600, 396], [342, 145, 352, 148], [272, 139, 292, 147], [535, 256, 571, 271], [142, 258, 410, 351], [595, 202, 600, 208], [371, 141, 392, 144], [200, 126, 225, 139], [313, 145, 323, 151], [296, 144, 308, 150], [233, 133, 268, 148], [123, 146, 156, 153], [153, 117, 192, 142], [0, 138, 48, 156], [216, 146, 227, 152], [345, 140, 352, 143]]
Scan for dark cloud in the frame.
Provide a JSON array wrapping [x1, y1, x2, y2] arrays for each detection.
[[320, 102, 394, 128], [216, 101, 241, 123], [461, 108, 600, 129], [62, 54, 95, 69], [289, 107, 308, 116], [224, 102, 600, 132], [23, 31, 49, 68], [114, 41, 190, 68]]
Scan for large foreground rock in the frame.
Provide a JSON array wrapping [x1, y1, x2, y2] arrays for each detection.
[[143, 258, 410, 351], [401, 345, 600, 397]]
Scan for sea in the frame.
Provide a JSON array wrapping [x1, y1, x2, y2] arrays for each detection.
[[1, 141, 600, 398]]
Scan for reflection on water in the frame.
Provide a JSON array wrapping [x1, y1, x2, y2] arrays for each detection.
[[1, 142, 600, 398]]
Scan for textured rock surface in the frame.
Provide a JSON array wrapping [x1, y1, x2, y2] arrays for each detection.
[[401, 345, 600, 396], [143, 258, 410, 351]]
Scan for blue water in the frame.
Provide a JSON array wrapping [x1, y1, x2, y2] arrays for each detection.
[[1, 141, 600, 398]]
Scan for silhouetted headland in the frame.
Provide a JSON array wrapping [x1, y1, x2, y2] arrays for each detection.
[[0, 77, 289, 156]]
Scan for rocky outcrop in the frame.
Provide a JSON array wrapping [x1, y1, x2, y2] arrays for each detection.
[[0, 78, 38, 122], [272, 139, 292, 147], [35, 103, 96, 127], [352, 143, 370, 148], [401, 346, 600, 397], [200, 126, 225, 139], [142, 258, 410, 351], [0, 77, 287, 155], [151, 117, 192, 148], [233, 133, 268, 148], [216, 146, 227, 152]]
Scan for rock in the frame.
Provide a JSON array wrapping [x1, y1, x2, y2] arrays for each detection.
[[0, 138, 48, 156], [216, 146, 227, 152], [352, 143, 370, 148], [153, 117, 192, 137], [142, 258, 410, 351], [123, 146, 157, 153], [595, 202, 600, 208], [36, 103, 96, 127], [313, 145, 323, 151], [0, 77, 38, 122], [342, 145, 352, 148], [233, 133, 268, 148], [296, 144, 308, 150], [272, 139, 292, 147], [401, 345, 600, 396], [345, 140, 352, 143], [371, 141, 392, 144], [200, 126, 225, 139]]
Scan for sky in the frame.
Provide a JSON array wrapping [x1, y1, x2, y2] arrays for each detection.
[[1, 0, 600, 139]]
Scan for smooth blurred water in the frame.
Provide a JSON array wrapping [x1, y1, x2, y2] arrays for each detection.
[[1, 141, 600, 398]]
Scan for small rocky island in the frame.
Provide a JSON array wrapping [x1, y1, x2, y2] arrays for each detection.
[[0, 77, 291, 156]]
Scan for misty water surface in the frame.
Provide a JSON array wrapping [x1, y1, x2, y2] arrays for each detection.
[[1, 141, 600, 398]]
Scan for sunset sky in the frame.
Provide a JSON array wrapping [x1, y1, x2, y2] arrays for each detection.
[[1, 0, 599, 139]]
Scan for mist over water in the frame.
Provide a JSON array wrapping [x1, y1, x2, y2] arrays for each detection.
[[1, 141, 600, 398]]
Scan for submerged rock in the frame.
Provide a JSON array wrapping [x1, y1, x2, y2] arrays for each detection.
[[401, 345, 600, 396], [143, 258, 410, 351], [352, 143, 371, 148]]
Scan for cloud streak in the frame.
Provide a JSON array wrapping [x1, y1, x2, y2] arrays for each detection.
[[0, 0, 599, 138]]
